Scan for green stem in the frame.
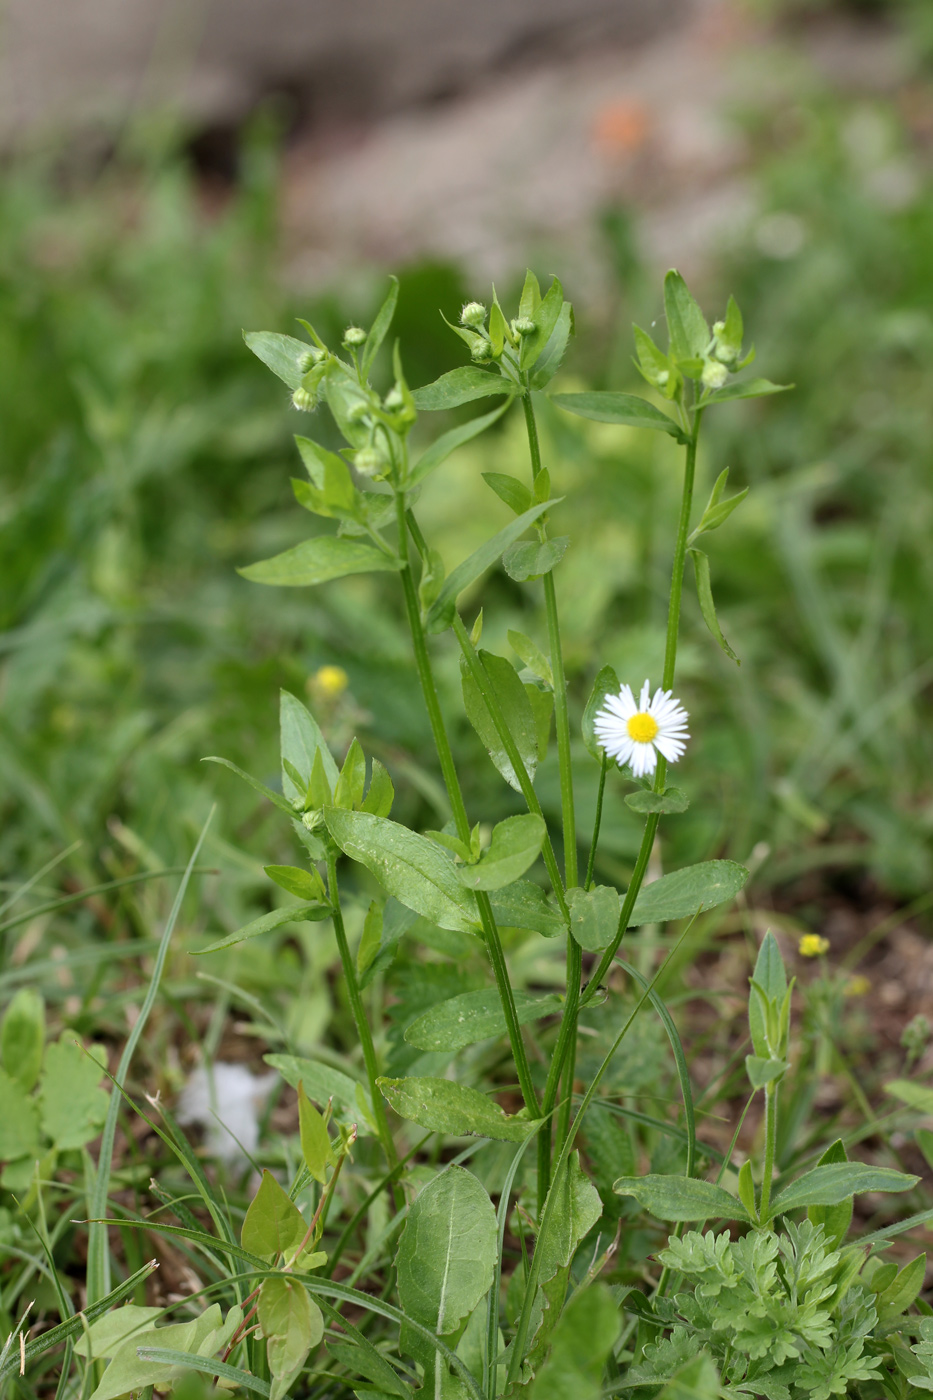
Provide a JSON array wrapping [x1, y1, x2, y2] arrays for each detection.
[[584, 755, 608, 891], [450, 614, 569, 922], [395, 493, 540, 1117], [520, 392, 577, 888], [661, 409, 702, 692], [520, 390, 580, 1200], [760, 1085, 777, 1224], [325, 847, 397, 1174]]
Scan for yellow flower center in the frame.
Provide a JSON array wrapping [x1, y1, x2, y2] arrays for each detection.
[[627, 712, 659, 743]]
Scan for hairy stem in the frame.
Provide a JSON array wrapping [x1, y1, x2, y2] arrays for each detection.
[[760, 1085, 778, 1224], [395, 492, 540, 1117], [325, 848, 397, 1173]]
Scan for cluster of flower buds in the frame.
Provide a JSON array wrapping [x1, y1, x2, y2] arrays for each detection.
[[292, 345, 328, 412]]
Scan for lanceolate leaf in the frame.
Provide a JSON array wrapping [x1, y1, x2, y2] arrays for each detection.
[[613, 1173, 749, 1223], [768, 1163, 919, 1219], [628, 860, 749, 926], [664, 270, 710, 363], [410, 400, 512, 485], [196, 901, 331, 955], [526, 1284, 620, 1400], [324, 809, 479, 933], [244, 331, 317, 390], [239, 536, 401, 588], [404, 988, 562, 1052], [281, 689, 341, 797], [703, 377, 792, 404], [551, 391, 687, 443], [378, 1076, 538, 1141], [425, 499, 558, 633], [689, 547, 739, 664], [412, 366, 512, 411], [361, 276, 398, 379], [461, 650, 540, 792]]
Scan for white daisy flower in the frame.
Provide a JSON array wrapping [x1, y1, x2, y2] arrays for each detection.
[[593, 679, 690, 778]]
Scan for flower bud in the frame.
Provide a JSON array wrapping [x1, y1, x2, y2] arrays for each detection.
[[346, 400, 369, 422], [460, 301, 486, 328], [292, 387, 318, 411], [301, 808, 325, 832], [354, 446, 384, 477], [701, 360, 728, 390], [513, 316, 536, 337], [343, 326, 366, 347], [471, 340, 494, 363], [383, 386, 404, 410], [299, 347, 325, 373], [656, 370, 670, 387]]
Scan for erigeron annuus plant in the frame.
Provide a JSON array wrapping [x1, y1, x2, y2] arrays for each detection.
[[55, 271, 924, 1400]]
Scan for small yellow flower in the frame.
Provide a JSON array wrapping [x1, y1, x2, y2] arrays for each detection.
[[845, 974, 871, 997], [798, 933, 830, 958], [310, 665, 349, 699]]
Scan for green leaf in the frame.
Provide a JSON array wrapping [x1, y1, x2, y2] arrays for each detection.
[[745, 1055, 788, 1090], [664, 270, 710, 362], [520, 278, 563, 371], [527, 1283, 620, 1400], [508, 630, 552, 686], [378, 1077, 538, 1141], [691, 467, 748, 539], [689, 547, 739, 664], [1, 987, 44, 1093], [769, 1163, 918, 1218], [202, 755, 296, 818], [752, 929, 787, 1002], [808, 1139, 853, 1246], [242, 1169, 308, 1260], [294, 435, 346, 489], [489, 880, 565, 938], [628, 860, 749, 926], [264, 865, 326, 901], [737, 1160, 758, 1222], [887, 1079, 933, 1114], [259, 1275, 323, 1400], [502, 535, 569, 582], [239, 535, 401, 588], [425, 499, 557, 633], [326, 1337, 409, 1399], [529, 303, 574, 389], [461, 650, 540, 792], [361, 759, 394, 818], [878, 1253, 926, 1324], [0, 1065, 40, 1159], [39, 1037, 108, 1150], [244, 331, 317, 390], [281, 690, 340, 799], [489, 296, 509, 356], [633, 323, 678, 397], [396, 1165, 498, 1382], [88, 1305, 241, 1400], [521, 1152, 603, 1376], [703, 377, 792, 404], [264, 1054, 367, 1125], [361, 276, 398, 379], [197, 901, 330, 955], [324, 809, 478, 933], [359, 899, 417, 988], [551, 391, 687, 442], [625, 787, 689, 815], [613, 1174, 749, 1223], [132, 1351, 270, 1399], [410, 400, 512, 486], [334, 737, 366, 810], [656, 1354, 720, 1400], [74, 1305, 165, 1361], [457, 814, 546, 891], [404, 989, 562, 1052], [483, 471, 532, 515], [412, 366, 512, 411], [519, 269, 542, 319], [298, 1083, 335, 1183], [566, 885, 620, 953], [582, 664, 620, 760]]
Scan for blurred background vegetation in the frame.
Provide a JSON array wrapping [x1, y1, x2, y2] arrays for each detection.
[[2, 0, 933, 1157]]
